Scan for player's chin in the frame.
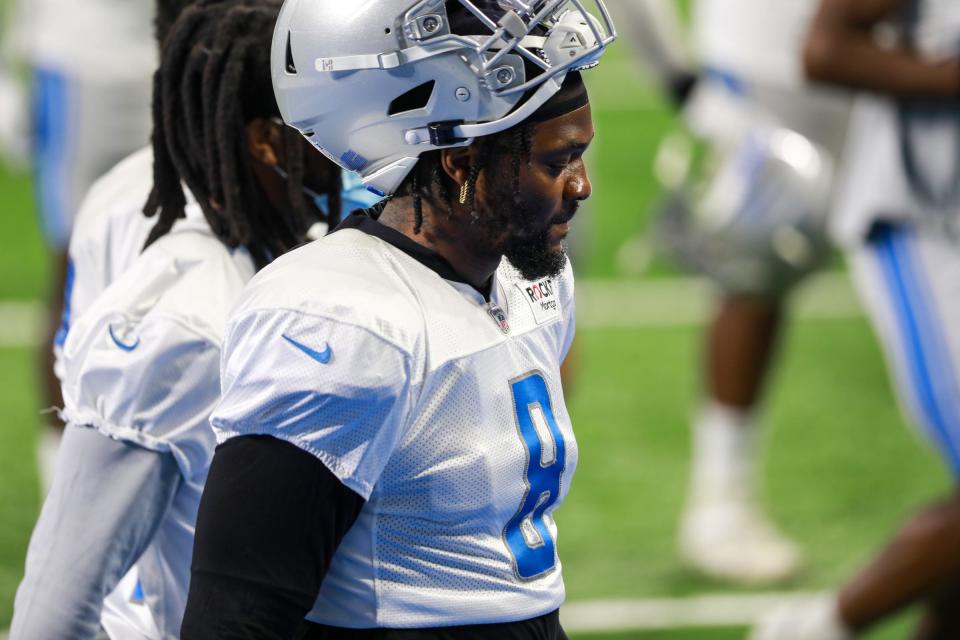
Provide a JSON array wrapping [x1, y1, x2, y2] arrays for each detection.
[[506, 236, 567, 281]]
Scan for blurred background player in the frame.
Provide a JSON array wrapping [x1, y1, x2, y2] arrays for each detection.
[[615, 0, 851, 585], [2, 0, 157, 493], [751, 0, 960, 637], [10, 0, 362, 636]]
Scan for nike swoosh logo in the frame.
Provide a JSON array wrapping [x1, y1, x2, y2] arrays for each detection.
[[282, 334, 332, 364], [108, 324, 141, 352]]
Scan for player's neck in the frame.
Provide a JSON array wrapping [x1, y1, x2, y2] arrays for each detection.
[[379, 198, 499, 291]]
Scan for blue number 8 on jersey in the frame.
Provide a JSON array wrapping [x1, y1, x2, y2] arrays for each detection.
[[504, 372, 567, 580]]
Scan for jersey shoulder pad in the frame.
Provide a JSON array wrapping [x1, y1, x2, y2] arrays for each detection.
[[61, 227, 254, 476], [72, 226, 255, 347], [234, 230, 426, 354], [214, 301, 418, 499], [70, 146, 154, 248]]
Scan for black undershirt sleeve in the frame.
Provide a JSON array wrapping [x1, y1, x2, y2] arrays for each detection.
[[181, 435, 365, 639]]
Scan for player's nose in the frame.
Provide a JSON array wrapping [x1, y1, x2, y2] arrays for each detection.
[[565, 160, 591, 202]]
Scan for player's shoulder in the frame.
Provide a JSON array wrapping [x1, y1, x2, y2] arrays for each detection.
[[231, 228, 426, 347], [71, 221, 256, 348], [71, 146, 154, 245]]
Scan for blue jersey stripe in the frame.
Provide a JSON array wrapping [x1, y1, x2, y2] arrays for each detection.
[[891, 230, 960, 471], [33, 68, 72, 247], [54, 258, 75, 347], [874, 224, 960, 476]]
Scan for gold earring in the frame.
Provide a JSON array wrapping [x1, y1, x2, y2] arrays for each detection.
[[458, 182, 469, 205]]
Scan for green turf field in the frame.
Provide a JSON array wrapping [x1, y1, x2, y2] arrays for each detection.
[[0, 35, 948, 640]]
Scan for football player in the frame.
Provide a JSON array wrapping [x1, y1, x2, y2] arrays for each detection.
[[11, 1, 351, 637], [180, 0, 615, 637], [751, 0, 960, 638], [617, 0, 851, 585]]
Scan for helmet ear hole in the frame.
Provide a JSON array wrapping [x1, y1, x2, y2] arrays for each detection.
[[387, 81, 437, 116], [285, 33, 297, 74]]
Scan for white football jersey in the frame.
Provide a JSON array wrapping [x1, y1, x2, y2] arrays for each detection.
[[11, 0, 157, 81], [692, 0, 817, 88], [833, 0, 960, 246], [60, 204, 256, 638], [56, 146, 158, 364], [211, 216, 577, 628]]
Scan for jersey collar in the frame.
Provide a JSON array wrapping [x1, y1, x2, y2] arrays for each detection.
[[334, 211, 494, 300]]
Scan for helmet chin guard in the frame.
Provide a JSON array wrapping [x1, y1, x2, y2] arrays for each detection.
[[272, 0, 616, 195]]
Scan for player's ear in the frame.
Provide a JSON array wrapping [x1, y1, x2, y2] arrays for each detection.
[[439, 145, 475, 189], [245, 117, 282, 167]]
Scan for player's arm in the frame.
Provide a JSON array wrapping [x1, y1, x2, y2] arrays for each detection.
[[181, 306, 416, 636], [11, 426, 181, 639], [805, 0, 960, 98], [181, 436, 365, 639], [14, 306, 223, 637]]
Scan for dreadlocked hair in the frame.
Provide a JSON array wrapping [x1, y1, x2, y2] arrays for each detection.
[[154, 0, 195, 47], [143, 0, 339, 268], [396, 121, 534, 235]]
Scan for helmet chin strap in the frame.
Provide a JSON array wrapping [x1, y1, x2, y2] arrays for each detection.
[[367, 71, 576, 196], [401, 74, 564, 148], [455, 74, 563, 138]]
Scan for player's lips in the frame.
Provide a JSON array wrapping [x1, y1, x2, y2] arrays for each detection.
[[549, 207, 578, 227], [549, 218, 572, 245], [551, 221, 571, 236], [549, 207, 578, 239]]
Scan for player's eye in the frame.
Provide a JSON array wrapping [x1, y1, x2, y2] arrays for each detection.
[[546, 157, 572, 175]]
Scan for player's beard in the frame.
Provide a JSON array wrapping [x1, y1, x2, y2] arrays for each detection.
[[475, 176, 572, 282], [502, 220, 569, 281]]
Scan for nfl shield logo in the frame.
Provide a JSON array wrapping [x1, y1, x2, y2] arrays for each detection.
[[487, 303, 510, 334]]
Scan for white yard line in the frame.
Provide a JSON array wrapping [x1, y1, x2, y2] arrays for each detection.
[[0, 274, 860, 349], [561, 591, 824, 632], [0, 300, 42, 348]]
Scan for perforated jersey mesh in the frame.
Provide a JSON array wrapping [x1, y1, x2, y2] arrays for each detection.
[[214, 306, 416, 499], [213, 231, 577, 627]]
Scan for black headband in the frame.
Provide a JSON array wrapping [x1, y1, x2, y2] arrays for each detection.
[[528, 71, 589, 123]]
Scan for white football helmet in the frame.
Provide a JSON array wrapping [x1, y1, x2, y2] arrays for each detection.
[[272, 0, 616, 196], [656, 126, 836, 296]]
